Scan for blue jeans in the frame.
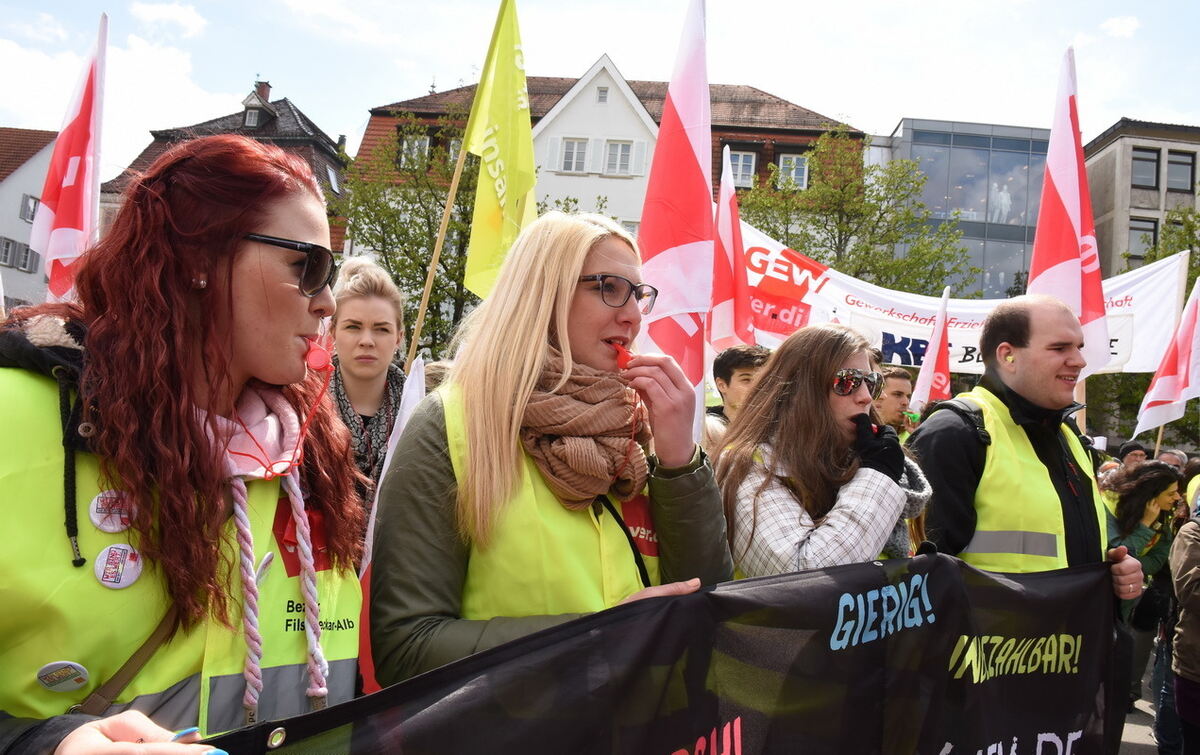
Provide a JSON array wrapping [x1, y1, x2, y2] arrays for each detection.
[[1157, 639, 1183, 754]]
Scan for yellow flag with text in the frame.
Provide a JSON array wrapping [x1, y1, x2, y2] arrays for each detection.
[[463, 0, 537, 298]]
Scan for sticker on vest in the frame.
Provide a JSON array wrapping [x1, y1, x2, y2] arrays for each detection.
[[93, 544, 143, 589], [619, 494, 659, 557], [89, 490, 133, 533], [36, 661, 89, 692]]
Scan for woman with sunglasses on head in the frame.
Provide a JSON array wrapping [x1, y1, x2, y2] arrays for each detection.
[[329, 256, 406, 501], [0, 135, 363, 753], [369, 211, 732, 683], [715, 324, 930, 578]]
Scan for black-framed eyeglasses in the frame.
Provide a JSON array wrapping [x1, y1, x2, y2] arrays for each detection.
[[244, 233, 338, 297], [578, 274, 659, 315], [832, 368, 884, 399]]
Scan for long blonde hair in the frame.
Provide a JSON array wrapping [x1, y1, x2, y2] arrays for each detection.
[[449, 211, 637, 545]]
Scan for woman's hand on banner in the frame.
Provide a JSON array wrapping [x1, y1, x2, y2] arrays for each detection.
[[620, 578, 701, 605], [54, 711, 225, 755]]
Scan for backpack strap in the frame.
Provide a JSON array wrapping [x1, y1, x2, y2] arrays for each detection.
[[931, 398, 991, 447]]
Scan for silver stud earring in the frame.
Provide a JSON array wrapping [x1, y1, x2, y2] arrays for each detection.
[[192, 277, 207, 289]]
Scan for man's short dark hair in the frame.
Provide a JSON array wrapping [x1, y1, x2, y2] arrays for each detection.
[[880, 366, 913, 384], [713, 344, 771, 384], [979, 299, 1033, 370]]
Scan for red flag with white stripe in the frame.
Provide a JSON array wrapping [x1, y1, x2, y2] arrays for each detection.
[[1133, 278, 1200, 438], [1027, 47, 1109, 376], [637, 0, 713, 440], [708, 145, 754, 351], [30, 15, 106, 303], [910, 286, 952, 415]]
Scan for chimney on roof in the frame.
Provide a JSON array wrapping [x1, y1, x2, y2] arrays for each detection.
[[255, 81, 271, 102], [337, 134, 346, 152]]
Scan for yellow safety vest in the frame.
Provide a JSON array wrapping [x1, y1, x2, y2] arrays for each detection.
[[955, 386, 1106, 573], [0, 368, 360, 735], [441, 383, 660, 619]]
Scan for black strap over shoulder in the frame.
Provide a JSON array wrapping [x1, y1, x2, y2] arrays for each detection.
[[932, 398, 992, 447], [598, 496, 652, 590]]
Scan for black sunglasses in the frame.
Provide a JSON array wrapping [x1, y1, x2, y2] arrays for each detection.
[[244, 233, 338, 297], [578, 274, 659, 315], [832, 368, 884, 399]]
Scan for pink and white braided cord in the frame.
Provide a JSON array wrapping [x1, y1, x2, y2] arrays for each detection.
[[282, 471, 329, 705], [230, 477, 264, 720]]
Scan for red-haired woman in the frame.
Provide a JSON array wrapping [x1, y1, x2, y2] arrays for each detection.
[[0, 135, 364, 753]]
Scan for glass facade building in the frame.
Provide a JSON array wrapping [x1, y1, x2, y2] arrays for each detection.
[[885, 119, 1050, 298]]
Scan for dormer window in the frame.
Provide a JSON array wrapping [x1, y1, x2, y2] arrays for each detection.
[[244, 109, 260, 128]]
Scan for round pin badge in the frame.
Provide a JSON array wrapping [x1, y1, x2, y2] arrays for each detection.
[[93, 543, 143, 589], [36, 661, 89, 692], [89, 490, 133, 533]]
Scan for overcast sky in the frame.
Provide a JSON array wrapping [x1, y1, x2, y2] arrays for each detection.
[[3, 0, 1198, 182]]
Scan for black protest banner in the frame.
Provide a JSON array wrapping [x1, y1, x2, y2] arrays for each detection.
[[207, 554, 1124, 754]]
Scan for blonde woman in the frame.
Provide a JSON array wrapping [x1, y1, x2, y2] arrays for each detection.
[[370, 212, 732, 683], [330, 257, 406, 492]]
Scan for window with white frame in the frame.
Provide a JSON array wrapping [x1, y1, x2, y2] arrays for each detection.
[[605, 141, 632, 175], [17, 244, 37, 273], [19, 194, 39, 222], [325, 165, 341, 194], [561, 139, 587, 172], [399, 135, 430, 167], [448, 138, 462, 163], [596, 87, 609, 104], [244, 109, 260, 128], [777, 154, 808, 189], [0, 238, 14, 267], [729, 151, 756, 188], [621, 220, 639, 237]]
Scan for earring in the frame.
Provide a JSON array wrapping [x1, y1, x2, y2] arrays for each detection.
[[1005, 355, 1014, 363], [192, 277, 207, 290]]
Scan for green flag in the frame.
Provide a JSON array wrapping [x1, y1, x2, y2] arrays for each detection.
[[463, 0, 537, 299]]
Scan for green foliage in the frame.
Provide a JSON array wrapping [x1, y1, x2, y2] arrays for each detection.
[[328, 110, 479, 360], [737, 127, 978, 297]]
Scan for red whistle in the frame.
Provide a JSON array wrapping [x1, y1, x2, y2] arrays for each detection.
[[612, 342, 632, 369], [304, 338, 332, 371]]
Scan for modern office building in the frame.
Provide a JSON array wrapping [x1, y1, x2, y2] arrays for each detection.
[[880, 118, 1050, 298], [1084, 118, 1200, 274]]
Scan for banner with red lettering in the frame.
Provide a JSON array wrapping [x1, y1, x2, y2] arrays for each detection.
[[207, 555, 1126, 754], [740, 219, 1189, 375]]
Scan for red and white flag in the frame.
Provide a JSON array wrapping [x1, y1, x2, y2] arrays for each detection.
[[1133, 278, 1200, 438], [31, 15, 106, 303], [910, 286, 952, 415], [1027, 47, 1109, 377], [708, 145, 754, 351], [637, 0, 713, 440]]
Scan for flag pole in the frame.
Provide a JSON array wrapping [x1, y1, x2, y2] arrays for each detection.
[[1154, 425, 1164, 457], [404, 145, 469, 374], [1073, 380, 1087, 435]]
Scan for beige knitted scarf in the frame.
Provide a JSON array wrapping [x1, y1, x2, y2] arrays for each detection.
[[520, 350, 651, 510]]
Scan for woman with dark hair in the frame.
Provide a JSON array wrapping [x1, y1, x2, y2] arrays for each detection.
[[1109, 460, 1183, 714], [0, 135, 364, 752], [715, 323, 930, 577]]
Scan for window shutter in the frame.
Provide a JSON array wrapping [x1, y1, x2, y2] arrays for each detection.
[[589, 138, 606, 173], [546, 137, 561, 171], [29, 251, 40, 274], [632, 141, 647, 176]]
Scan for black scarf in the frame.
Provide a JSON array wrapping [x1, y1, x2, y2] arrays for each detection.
[[330, 355, 405, 489]]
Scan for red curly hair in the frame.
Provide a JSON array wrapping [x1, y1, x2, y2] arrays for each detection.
[[11, 135, 363, 631]]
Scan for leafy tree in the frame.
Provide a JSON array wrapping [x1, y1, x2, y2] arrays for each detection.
[[738, 127, 978, 297], [329, 109, 479, 360]]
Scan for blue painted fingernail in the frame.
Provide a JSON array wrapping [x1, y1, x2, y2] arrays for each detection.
[[171, 726, 200, 741]]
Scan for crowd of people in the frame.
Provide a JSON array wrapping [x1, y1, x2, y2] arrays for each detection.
[[0, 134, 1196, 753]]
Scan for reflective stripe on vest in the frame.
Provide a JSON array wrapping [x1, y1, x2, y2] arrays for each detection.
[[441, 383, 660, 619], [0, 368, 361, 735], [205, 658, 357, 733], [956, 386, 1106, 573]]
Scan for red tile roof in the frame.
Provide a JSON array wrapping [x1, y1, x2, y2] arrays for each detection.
[[0, 127, 56, 182], [372, 77, 857, 133]]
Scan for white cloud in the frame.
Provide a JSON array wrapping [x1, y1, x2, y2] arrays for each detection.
[[0, 33, 238, 182], [130, 2, 208, 39], [6, 12, 69, 43], [276, 0, 405, 47], [1100, 16, 1140, 38]]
